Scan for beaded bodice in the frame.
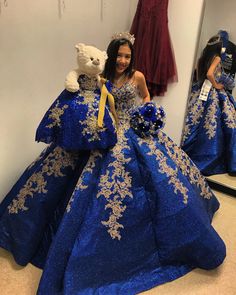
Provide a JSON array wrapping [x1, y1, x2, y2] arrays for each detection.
[[78, 74, 98, 91], [111, 81, 138, 120]]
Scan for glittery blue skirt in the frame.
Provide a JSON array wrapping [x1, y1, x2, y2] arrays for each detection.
[[33, 126, 225, 295], [181, 84, 236, 175], [36, 89, 117, 151], [0, 144, 90, 268]]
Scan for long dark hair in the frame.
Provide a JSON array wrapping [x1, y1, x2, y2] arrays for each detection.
[[103, 38, 134, 82], [197, 35, 222, 84]]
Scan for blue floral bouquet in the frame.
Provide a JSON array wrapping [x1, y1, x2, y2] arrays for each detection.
[[130, 102, 166, 138]]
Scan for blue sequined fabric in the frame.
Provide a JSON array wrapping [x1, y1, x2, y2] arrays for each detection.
[[0, 80, 226, 295], [36, 75, 117, 151], [181, 64, 236, 175]]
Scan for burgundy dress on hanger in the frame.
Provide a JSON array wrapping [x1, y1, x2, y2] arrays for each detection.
[[130, 0, 177, 97]]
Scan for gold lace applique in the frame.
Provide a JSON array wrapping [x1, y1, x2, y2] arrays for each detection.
[[158, 131, 213, 199], [138, 136, 189, 203], [76, 91, 109, 142], [8, 147, 78, 214], [97, 121, 132, 240], [181, 91, 204, 144], [77, 90, 95, 105], [66, 150, 102, 212], [46, 100, 68, 128], [222, 98, 236, 129], [204, 90, 218, 139]]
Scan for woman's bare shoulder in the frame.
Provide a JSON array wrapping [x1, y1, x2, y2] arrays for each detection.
[[133, 70, 145, 81]]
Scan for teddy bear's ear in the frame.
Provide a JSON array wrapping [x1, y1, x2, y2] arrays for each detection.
[[75, 43, 85, 52], [103, 51, 108, 60]]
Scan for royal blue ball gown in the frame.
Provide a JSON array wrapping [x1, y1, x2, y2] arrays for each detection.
[[37, 81, 225, 294], [181, 64, 236, 175], [0, 79, 226, 294]]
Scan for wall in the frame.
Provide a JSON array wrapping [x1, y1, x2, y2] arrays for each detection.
[[0, 0, 204, 200], [199, 0, 236, 51], [156, 0, 205, 144]]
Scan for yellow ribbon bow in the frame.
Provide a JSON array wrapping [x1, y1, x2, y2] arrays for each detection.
[[97, 83, 118, 128]]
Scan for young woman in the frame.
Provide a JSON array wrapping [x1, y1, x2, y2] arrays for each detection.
[[181, 35, 236, 176], [103, 36, 150, 102], [36, 34, 225, 294]]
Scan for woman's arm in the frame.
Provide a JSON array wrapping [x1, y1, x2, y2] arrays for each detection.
[[206, 56, 224, 90], [135, 71, 151, 103]]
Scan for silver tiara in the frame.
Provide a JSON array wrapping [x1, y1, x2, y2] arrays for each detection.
[[207, 35, 221, 46], [111, 32, 135, 45]]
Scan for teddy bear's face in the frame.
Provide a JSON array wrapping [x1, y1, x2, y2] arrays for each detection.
[[76, 44, 107, 76]]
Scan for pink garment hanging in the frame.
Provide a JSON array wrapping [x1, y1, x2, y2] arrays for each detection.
[[130, 0, 177, 97]]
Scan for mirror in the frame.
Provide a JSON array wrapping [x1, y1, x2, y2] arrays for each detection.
[[181, 0, 236, 194]]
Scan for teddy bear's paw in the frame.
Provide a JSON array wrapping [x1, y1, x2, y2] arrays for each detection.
[[65, 83, 80, 92]]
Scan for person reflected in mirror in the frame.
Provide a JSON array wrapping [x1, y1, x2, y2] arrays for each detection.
[[218, 29, 236, 95], [181, 35, 236, 176]]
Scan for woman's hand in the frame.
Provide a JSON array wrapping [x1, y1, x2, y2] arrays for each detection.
[[214, 83, 224, 90], [206, 56, 224, 90]]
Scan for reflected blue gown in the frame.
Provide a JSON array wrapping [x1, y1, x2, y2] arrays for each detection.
[[181, 64, 236, 175], [33, 81, 226, 294]]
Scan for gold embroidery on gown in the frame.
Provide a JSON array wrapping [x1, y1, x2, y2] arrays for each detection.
[[46, 101, 68, 128], [8, 147, 78, 214], [181, 91, 204, 144], [204, 90, 219, 139], [66, 150, 102, 213], [158, 132, 213, 199], [222, 97, 236, 128], [66, 80, 213, 240], [137, 135, 189, 204], [97, 121, 132, 240], [76, 91, 107, 142]]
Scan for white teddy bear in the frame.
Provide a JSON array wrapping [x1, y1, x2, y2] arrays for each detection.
[[36, 43, 118, 151], [65, 43, 107, 92]]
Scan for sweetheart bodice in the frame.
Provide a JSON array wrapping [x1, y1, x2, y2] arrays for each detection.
[[111, 81, 138, 120]]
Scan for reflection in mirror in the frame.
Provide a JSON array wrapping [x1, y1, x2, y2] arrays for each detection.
[[181, 0, 236, 193]]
